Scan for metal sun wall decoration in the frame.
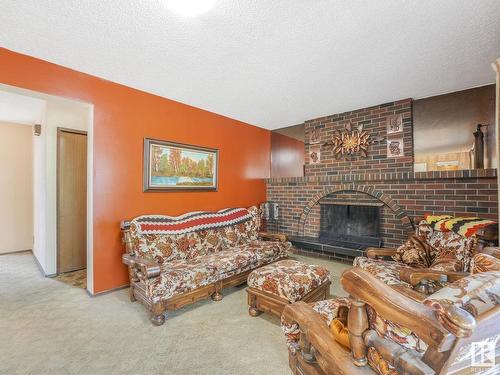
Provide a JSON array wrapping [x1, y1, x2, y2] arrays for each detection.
[[322, 121, 384, 160]]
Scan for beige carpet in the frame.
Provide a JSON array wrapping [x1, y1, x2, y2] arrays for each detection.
[[0, 252, 349, 375]]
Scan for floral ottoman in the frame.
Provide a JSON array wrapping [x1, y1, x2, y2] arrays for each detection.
[[246, 259, 331, 318]]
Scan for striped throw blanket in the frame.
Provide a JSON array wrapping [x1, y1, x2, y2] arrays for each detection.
[[424, 214, 496, 237], [133, 207, 253, 235]]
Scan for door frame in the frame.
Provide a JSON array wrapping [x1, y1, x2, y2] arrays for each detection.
[[56, 127, 88, 275]]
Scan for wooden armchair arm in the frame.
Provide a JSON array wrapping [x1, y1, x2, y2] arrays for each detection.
[[282, 302, 373, 375], [258, 231, 287, 242], [341, 268, 472, 351], [365, 247, 397, 259], [122, 254, 161, 280], [399, 268, 468, 287]]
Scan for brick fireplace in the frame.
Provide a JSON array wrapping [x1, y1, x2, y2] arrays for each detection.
[[266, 99, 498, 262]]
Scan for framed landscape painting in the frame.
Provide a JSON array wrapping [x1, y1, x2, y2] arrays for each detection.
[[143, 138, 218, 191]]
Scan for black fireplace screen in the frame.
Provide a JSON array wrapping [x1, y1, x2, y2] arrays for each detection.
[[319, 204, 382, 249]]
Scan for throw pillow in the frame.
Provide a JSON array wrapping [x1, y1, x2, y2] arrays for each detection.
[[392, 235, 437, 268], [330, 318, 350, 348]]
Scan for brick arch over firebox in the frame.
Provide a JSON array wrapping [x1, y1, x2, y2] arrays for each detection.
[[298, 184, 414, 236]]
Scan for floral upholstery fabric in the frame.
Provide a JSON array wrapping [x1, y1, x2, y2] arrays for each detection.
[[470, 253, 500, 274], [367, 305, 427, 353], [129, 205, 265, 264], [281, 297, 350, 353], [130, 223, 205, 263], [148, 261, 219, 302], [421, 221, 476, 272], [392, 234, 438, 268], [392, 221, 476, 272], [280, 296, 427, 373], [196, 228, 225, 254], [146, 239, 290, 302], [367, 347, 398, 375], [353, 257, 413, 288], [130, 205, 294, 303], [423, 271, 500, 318], [248, 259, 331, 303]]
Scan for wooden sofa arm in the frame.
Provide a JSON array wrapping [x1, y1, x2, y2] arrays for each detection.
[[258, 231, 287, 242], [341, 268, 470, 349], [122, 254, 161, 280], [282, 302, 373, 375], [399, 268, 468, 287], [365, 247, 397, 259]]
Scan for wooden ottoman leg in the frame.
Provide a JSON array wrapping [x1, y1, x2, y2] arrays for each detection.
[[249, 306, 261, 317], [247, 289, 262, 317]]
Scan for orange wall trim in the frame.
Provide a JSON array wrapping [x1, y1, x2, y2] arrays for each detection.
[[0, 48, 271, 293]]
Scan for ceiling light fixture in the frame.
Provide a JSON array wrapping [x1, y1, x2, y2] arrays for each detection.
[[166, 0, 216, 17]]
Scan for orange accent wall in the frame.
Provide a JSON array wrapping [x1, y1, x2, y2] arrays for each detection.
[[0, 48, 270, 293], [271, 132, 305, 178]]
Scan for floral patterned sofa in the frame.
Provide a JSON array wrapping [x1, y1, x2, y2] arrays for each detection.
[[281, 252, 500, 375], [353, 216, 497, 296], [121, 206, 291, 325]]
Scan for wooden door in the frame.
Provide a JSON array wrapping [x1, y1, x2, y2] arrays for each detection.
[[57, 129, 87, 273]]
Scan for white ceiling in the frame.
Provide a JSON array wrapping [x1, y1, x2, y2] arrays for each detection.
[[0, 1, 499, 130], [0, 90, 45, 125]]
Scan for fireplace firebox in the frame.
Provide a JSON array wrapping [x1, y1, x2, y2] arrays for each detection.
[[319, 202, 382, 249]]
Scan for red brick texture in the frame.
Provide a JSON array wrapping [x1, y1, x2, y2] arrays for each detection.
[[266, 170, 498, 249], [305, 99, 413, 176], [267, 98, 498, 253]]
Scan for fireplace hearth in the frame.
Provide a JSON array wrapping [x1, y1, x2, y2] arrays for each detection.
[[319, 202, 383, 249]]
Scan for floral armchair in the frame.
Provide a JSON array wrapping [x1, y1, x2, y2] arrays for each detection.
[[281, 252, 500, 375], [353, 217, 497, 298]]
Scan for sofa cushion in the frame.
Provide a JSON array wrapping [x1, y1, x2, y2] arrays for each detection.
[[205, 240, 290, 278], [195, 249, 259, 277], [240, 240, 291, 261], [423, 271, 500, 318], [353, 257, 413, 288], [148, 261, 219, 302]]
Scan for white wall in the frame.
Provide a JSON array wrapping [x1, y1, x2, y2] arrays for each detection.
[[0, 84, 93, 291], [0, 122, 33, 254]]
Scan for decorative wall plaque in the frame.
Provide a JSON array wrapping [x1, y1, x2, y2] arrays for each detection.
[[310, 127, 320, 144], [387, 114, 403, 134], [322, 121, 384, 159], [309, 144, 321, 164], [387, 137, 404, 157]]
